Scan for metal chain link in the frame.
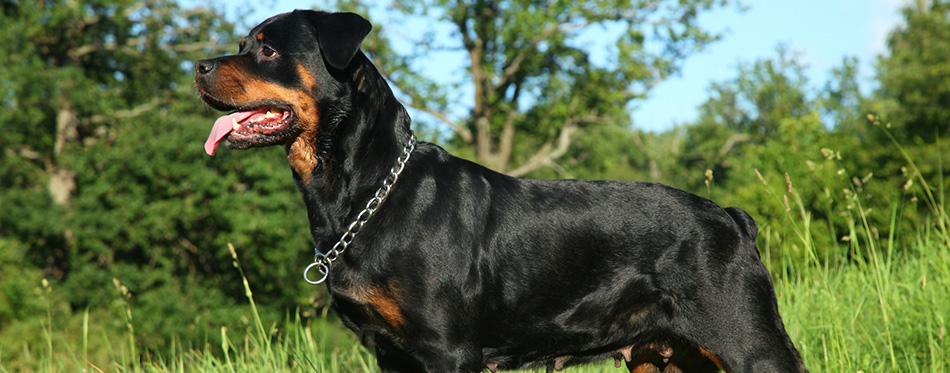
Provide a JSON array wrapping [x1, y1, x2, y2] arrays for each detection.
[[304, 133, 417, 284]]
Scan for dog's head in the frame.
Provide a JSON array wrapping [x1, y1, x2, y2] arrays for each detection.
[[194, 10, 371, 161]]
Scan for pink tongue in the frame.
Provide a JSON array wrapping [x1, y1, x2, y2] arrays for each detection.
[[204, 110, 258, 156]]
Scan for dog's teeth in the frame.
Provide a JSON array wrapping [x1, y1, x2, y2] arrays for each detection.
[[619, 345, 633, 362], [232, 118, 240, 130]]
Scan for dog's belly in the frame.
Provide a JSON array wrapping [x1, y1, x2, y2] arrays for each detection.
[[476, 267, 672, 370], [479, 308, 665, 371]]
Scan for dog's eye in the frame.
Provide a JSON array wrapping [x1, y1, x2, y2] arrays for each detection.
[[260, 45, 278, 59]]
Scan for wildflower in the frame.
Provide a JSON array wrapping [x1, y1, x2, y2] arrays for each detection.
[[228, 242, 239, 260], [755, 169, 767, 186]]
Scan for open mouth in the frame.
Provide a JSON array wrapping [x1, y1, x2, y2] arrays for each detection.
[[204, 105, 296, 156]]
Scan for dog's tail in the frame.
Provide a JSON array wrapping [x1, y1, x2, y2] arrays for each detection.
[[725, 207, 758, 240]]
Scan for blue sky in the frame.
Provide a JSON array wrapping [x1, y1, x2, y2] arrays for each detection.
[[234, 0, 908, 133], [632, 0, 907, 132]]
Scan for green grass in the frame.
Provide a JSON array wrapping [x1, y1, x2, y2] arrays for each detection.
[[2, 245, 379, 373], [3, 143, 949, 372], [770, 203, 950, 372]]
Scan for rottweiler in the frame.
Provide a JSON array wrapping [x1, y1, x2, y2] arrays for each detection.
[[194, 9, 807, 373]]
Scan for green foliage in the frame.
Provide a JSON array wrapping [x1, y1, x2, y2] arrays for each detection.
[[0, 239, 46, 325], [822, 57, 869, 138], [664, 37, 950, 267], [0, 245, 373, 372], [0, 0, 321, 358], [343, 0, 735, 175], [863, 1, 950, 247], [696, 45, 814, 137], [876, 0, 950, 143]]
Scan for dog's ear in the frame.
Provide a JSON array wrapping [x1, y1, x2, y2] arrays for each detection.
[[312, 12, 372, 70]]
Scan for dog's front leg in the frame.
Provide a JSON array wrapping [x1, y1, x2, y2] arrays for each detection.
[[413, 343, 484, 373], [370, 318, 484, 372], [375, 344, 424, 373], [375, 345, 482, 373]]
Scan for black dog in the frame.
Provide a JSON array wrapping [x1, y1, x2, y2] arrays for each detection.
[[195, 10, 807, 373]]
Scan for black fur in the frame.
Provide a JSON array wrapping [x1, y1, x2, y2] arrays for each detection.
[[195, 10, 807, 373]]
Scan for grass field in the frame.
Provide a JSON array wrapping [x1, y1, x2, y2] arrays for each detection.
[[3, 166, 949, 372]]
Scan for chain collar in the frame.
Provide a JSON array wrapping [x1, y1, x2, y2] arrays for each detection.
[[303, 133, 417, 285]]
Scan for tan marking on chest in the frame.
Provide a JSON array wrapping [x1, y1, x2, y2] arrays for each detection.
[[348, 283, 406, 332]]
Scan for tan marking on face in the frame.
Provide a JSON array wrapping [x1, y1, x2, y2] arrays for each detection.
[[255, 32, 265, 41], [211, 62, 320, 179], [239, 38, 246, 50], [297, 63, 316, 91], [287, 132, 318, 180]]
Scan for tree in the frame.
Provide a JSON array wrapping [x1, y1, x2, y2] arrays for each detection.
[[673, 50, 857, 263], [0, 0, 233, 218], [339, 0, 734, 177], [679, 46, 818, 178], [876, 0, 950, 142], [822, 57, 870, 139], [0, 1, 317, 353]]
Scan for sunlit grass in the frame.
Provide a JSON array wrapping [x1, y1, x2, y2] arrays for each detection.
[[5, 214, 949, 372]]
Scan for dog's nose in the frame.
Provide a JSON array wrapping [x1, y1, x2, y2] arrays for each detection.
[[195, 59, 216, 75]]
